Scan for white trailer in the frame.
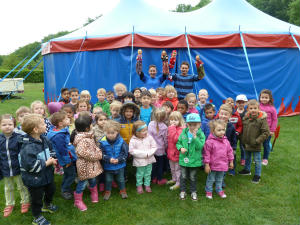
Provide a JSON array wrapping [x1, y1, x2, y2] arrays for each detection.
[[0, 78, 24, 96]]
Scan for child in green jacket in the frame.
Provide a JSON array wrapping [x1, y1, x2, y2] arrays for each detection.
[[176, 113, 206, 201]]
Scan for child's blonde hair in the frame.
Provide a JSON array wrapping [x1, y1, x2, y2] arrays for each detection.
[[209, 119, 226, 134], [153, 108, 166, 133], [76, 99, 90, 111], [30, 100, 48, 117], [247, 99, 260, 107], [97, 88, 106, 96], [185, 93, 196, 101], [16, 106, 31, 118], [80, 90, 91, 98], [259, 89, 274, 105], [132, 120, 146, 136], [198, 89, 208, 97], [169, 111, 185, 127], [149, 88, 156, 96], [113, 83, 127, 93], [104, 120, 120, 133], [110, 101, 122, 111], [219, 104, 232, 115], [156, 87, 165, 94], [164, 85, 177, 98], [22, 114, 43, 135], [0, 114, 16, 127]]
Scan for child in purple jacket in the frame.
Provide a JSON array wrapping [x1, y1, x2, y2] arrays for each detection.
[[203, 120, 234, 199]]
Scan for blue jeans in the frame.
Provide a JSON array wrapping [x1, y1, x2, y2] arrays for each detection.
[[152, 155, 165, 181], [180, 166, 197, 193], [245, 151, 261, 176], [205, 171, 225, 193], [75, 178, 96, 194], [61, 162, 76, 193], [263, 136, 271, 160], [105, 168, 125, 191], [238, 137, 245, 160]]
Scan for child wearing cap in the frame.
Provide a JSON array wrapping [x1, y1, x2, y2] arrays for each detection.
[[176, 113, 205, 201]]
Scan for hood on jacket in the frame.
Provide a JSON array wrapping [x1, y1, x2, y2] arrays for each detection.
[[244, 111, 267, 120], [47, 127, 69, 140], [120, 101, 140, 120]]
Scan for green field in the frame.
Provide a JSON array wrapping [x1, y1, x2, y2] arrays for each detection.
[[0, 83, 299, 225]]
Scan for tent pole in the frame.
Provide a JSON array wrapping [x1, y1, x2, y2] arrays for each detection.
[[23, 58, 43, 81], [57, 36, 86, 102], [129, 26, 135, 91], [290, 32, 300, 52], [239, 28, 258, 100]]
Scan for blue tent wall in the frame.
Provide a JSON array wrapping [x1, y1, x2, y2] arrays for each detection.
[[43, 47, 300, 111]]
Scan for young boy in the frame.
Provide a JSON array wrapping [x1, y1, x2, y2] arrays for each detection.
[[47, 112, 77, 200], [176, 113, 205, 201], [94, 88, 111, 116], [115, 101, 140, 145], [156, 87, 165, 107], [106, 91, 115, 104], [15, 106, 31, 135], [196, 89, 209, 119], [201, 103, 216, 139], [113, 83, 127, 102], [139, 65, 167, 90], [140, 90, 154, 125], [177, 100, 189, 121], [19, 114, 58, 225], [109, 101, 122, 120], [59, 88, 70, 104], [239, 100, 270, 183], [162, 101, 174, 124], [122, 91, 134, 102], [99, 120, 129, 200], [169, 61, 205, 100], [68, 88, 79, 112], [225, 97, 243, 136]]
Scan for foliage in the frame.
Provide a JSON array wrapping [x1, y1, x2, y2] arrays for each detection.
[[83, 15, 102, 27], [174, 0, 211, 12], [0, 69, 43, 83], [288, 0, 300, 26]]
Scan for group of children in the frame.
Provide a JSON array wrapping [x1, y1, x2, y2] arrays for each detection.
[[0, 60, 278, 225]]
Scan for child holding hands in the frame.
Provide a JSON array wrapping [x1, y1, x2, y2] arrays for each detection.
[[129, 121, 157, 194], [203, 120, 234, 199]]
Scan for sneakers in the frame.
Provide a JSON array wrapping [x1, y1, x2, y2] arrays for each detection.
[[41, 203, 58, 213], [157, 178, 167, 185], [262, 159, 268, 166], [32, 215, 51, 225], [179, 191, 186, 200], [228, 169, 235, 176], [206, 192, 213, 199], [218, 191, 227, 198], [3, 205, 14, 217], [120, 189, 128, 199], [166, 180, 176, 185], [191, 192, 198, 201], [103, 191, 111, 201], [136, 186, 144, 194], [240, 159, 245, 166], [21, 203, 30, 214], [144, 186, 152, 193], [252, 175, 261, 184], [170, 184, 180, 191], [239, 169, 251, 175], [61, 192, 73, 200]]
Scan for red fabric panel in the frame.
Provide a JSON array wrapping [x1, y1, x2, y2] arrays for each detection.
[[133, 34, 187, 48], [188, 34, 242, 48], [243, 34, 300, 48]]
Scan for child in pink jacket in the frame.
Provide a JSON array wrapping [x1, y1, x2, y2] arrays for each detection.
[[129, 121, 157, 194], [203, 120, 234, 199], [167, 111, 185, 191]]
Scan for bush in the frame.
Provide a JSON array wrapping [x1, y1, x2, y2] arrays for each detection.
[[0, 69, 43, 83]]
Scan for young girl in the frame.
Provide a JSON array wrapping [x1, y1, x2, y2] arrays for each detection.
[[203, 120, 234, 199], [156, 87, 165, 107], [0, 114, 30, 217], [74, 99, 91, 119], [148, 108, 168, 185], [259, 89, 278, 166], [149, 88, 158, 107], [61, 104, 75, 133], [129, 121, 157, 194], [185, 93, 199, 114], [132, 88, 142, 105], [167, 111, 185, 190], [161, 85, 178, 111], [80, 90, 93, 112], [31, 100, 51, 136], [93, 112, 108, 142], [73, 113, 103, 211]]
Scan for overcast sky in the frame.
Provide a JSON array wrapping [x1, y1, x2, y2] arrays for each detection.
[[0, 0, 199, 55]]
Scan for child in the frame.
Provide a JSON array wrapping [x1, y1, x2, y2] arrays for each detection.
[[162, 101, 174, 118], [80, 90, 93, 112], [185, 93, 199, 114], [259, 89, 278, 166], [196, 89, 209, 119], [132, 88, 142, 105], [100, 120, 129, 200], [156, 87, 165, 107], [169, 61, 205, 100], [149, 88, 158, 107], [15, 106, 30, 135], [161, 85, 178, 110], [148, 108, 168, 185], [225, 97, 243, 136], [116, 101, 140, 145], [167, 111, 185, 190], [176, 113, 205, 201], [109, 101, 122, 120], [106, 91, 115, 104], [203, 120, 234, 199], [73, 114, 103, 211], [239, 100, 270, 183], [31, 100, 51, 136], [235, 94, 248, 166], [0, 114, 30, 217], [177, 100, 189, 121], [19, 114, 58, 225], [122, 91, 134, 102], [94, 88, 111, 116], [74, 99, 90, 119], [129, 120, 157, 194], [139, 65, 167, 90], [92, 107, 103, 120], [201, 103, 216, 139], [93, 112, 108, 142], [61, 104, 75, 133], [113, 83, 127, 102], [47, 111, 77, 200], [68, 88, 80, 112], [59, 88, 70, 104], [140, 90, 154, 126]]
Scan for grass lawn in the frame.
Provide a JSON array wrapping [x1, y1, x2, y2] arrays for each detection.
[[0, 83, 300, 225]]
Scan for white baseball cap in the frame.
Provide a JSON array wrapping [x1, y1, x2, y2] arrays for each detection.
[[236, 94, 248, 102]]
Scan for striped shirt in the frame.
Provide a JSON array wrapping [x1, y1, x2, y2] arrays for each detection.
[[171, 74, 200, 99]]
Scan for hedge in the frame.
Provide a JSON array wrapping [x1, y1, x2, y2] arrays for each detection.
[[0, 69, 44, 83]]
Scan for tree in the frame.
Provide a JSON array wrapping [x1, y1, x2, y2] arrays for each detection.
[[174, 0, 211, 12], [288, 0, 300, 26]]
